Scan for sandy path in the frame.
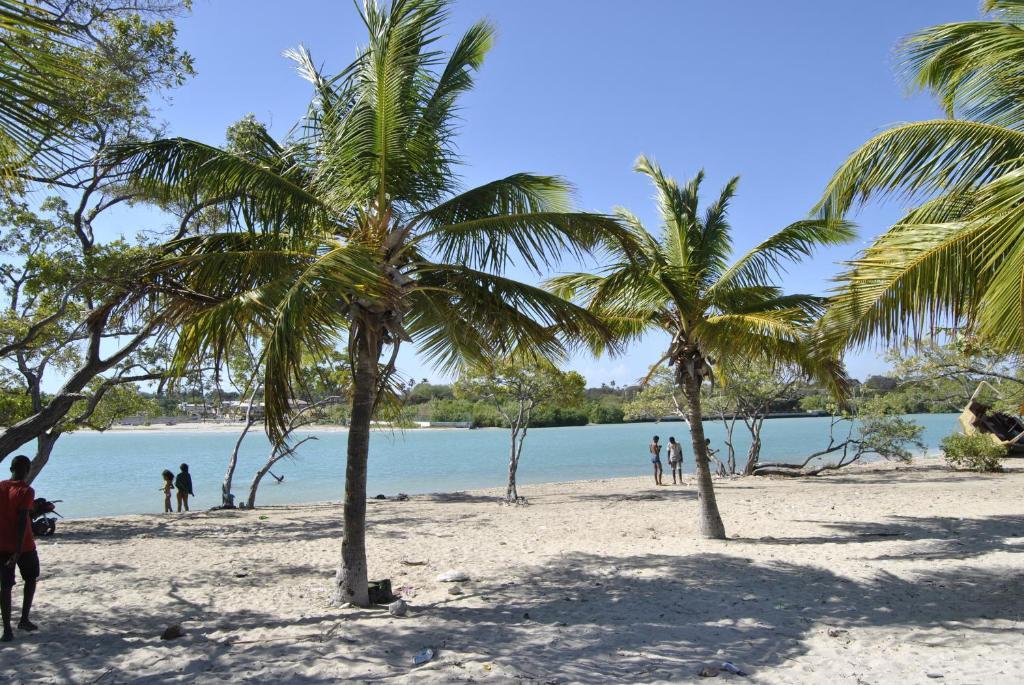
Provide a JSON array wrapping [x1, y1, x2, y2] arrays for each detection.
[[3, 458, 1023, 684]]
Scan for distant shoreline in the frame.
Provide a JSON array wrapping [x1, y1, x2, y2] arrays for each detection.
[[97, 422, 482, 434]]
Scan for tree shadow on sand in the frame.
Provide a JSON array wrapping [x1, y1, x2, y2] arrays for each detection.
[[740, 513, 1024, 561], [54, 511, 433, 548], [8, 537, 1024, 682]]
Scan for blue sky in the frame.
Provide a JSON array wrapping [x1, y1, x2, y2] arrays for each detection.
[[149, 0, 979, 386]]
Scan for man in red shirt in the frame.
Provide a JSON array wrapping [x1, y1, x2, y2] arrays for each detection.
[[0, 455, 38, 642]]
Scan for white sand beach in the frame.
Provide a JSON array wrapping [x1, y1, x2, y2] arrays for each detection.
[[5, 457, 1023, 684]]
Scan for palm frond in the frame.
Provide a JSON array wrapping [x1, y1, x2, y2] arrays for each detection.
[[903, 8, 1024, 127], [315, 0, 459, 213], [821, 220, 989, 351], [0, 1, 83, 167], [699, 311, 848, 400], [708, 219, 856, 295], [408, 263, 618, 373], [634, 154, 699, 275], [413, 173, 627, 272], [691, 176, 738, 286], [546, 265, 673, 326], [109, 138, 334, 236], [815, 120, 1024, 219]]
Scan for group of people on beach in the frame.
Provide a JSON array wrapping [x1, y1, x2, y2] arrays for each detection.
[[648, 434, 715, 485], [161, 464, 194, 513]]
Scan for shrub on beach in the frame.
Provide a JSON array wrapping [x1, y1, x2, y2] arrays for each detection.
[[941, 433, 1006, 473]]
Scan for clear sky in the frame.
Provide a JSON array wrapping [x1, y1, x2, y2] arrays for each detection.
[[148, 0, 979, 386]]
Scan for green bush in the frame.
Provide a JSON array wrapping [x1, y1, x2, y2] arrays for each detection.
[[941, 433, 1006, 473], [588, 401, 624, 424]]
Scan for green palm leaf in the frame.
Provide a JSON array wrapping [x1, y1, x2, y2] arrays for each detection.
[[816, 120, 1024, 220]]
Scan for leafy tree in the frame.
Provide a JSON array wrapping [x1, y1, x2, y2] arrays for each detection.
[[551, 156, 852, 538], [887, 335, 1024, 414], [709, 363, 804, 475], [407, 381, 453, 404], [753, 397, 925, 476], [622, 369, 681, 422], [0, 0, 193, 476], [587, 397, 624, 424], [456, 360, 583, 502], [817, 1, 1024, 354], [112, 0, 623, 605]]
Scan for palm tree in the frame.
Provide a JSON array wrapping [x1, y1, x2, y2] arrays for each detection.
[[112, 0, 626, 606], [816, 0, 1024, 352], [549, 156, 852, 538]]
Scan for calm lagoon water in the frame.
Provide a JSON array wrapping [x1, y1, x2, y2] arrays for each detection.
[[33, 413, 959, 519]]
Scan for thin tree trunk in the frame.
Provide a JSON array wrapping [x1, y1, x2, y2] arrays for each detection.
[[683, 376, 726, 539], [743, 417, 763, 476], [725, 415, 737, 475], [506, 425, 519, 502], [334, 326, 380, 608], [247, 459, 273, 509], [246, 436, 314, 509], [223, 391, 258, 507], [26, 432, 59, 485]]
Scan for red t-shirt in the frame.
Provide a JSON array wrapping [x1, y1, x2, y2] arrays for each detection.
[[0, 479, 35, 553]]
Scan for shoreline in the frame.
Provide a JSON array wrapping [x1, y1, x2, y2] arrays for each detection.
[[52, 411, 963, 435], [60, 454, 948, 523]]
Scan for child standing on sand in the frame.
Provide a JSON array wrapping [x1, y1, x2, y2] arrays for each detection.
[[649, 435, 664, 486], [160, 470, 173, 513]]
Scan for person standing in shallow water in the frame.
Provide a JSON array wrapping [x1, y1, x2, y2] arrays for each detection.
[[0, 455, 39, 642], [667, 436, 684, 484], [174, 464, 194, 512], [649, 435, 664, 486]]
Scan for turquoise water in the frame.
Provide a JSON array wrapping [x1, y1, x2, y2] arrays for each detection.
[[31, 413, 959, 519]]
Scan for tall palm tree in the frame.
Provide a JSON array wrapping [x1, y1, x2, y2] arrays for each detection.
[[817, 0, 1024, 352], [549, 156, 852, 539], [112, 0, 626, 606]]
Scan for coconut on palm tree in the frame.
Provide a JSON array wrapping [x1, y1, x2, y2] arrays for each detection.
[[817, 0, 1024, 352], [112, 0, 627, 606], [549, 156, 852, 539]]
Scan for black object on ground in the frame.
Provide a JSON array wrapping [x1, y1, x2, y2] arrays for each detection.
[[160, 624, 185, 641], [368, 579, 394, 604]]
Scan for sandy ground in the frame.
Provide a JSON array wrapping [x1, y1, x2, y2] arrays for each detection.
[[3, 458, 1023, 684]]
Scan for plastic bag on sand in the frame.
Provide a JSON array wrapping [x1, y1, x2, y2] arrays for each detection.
[[413, 648, 434, 666], [722, 662, 748, 676], [436, 569, 470, 582]]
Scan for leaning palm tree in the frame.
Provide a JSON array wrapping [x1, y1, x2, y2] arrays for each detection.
[[549, 156, 852, 539], [817, 0, 1024, 352], [112, 0, 626, 606]]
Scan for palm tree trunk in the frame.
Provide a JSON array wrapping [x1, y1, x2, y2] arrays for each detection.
[[682, 376, 726, 539], [334, 328, 380, 608]]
